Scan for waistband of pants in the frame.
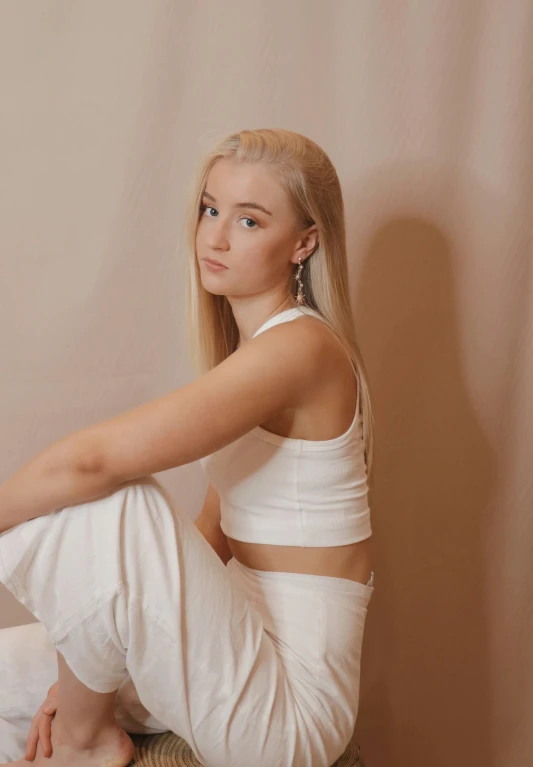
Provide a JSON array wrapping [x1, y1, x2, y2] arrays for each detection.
[[227, 557, 375, 596]]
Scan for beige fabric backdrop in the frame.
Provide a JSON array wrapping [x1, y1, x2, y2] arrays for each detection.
[[1, 2, 531, 765]]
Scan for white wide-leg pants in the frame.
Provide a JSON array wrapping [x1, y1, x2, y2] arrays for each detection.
[[0, 476, 374, 767]]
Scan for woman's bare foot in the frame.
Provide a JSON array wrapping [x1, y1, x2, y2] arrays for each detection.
[[1, 713, 134, 766]]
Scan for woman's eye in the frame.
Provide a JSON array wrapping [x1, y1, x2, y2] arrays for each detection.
[[240, 217, 258, 229], [200, 204, 257, 229]]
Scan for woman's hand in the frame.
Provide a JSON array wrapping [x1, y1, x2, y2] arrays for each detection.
[[25, 681, 58, 761]]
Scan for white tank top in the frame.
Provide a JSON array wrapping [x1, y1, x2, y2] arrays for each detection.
[[199, 306, 372, 547]]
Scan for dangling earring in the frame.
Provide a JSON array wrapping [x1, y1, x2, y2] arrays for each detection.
[[295, 256, 305, 306]]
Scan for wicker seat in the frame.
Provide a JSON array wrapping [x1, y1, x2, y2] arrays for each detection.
[[129, 731, 365, 766]]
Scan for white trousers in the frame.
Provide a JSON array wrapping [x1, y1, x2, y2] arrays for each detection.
[[0, 476, 374, 767]]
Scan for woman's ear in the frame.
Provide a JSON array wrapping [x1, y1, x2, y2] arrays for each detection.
[[293, 225, 319, 263]]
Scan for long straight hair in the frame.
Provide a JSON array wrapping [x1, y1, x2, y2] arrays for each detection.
[[183, 128, 375, 478]]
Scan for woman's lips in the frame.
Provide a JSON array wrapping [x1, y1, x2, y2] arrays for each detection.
[[203, 258, 228, 271]]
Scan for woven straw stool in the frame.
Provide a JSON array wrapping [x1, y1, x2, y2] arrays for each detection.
[[128, 731, 365, 766]]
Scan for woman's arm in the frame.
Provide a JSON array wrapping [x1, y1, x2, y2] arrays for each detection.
[[0, 431, 116, 534], [0, 319, 326, 534]]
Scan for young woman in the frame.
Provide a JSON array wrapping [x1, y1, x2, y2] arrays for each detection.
[[0, 128, 376, 767]]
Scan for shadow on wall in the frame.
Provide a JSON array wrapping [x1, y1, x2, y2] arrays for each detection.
[[351, 209, 496, 766]]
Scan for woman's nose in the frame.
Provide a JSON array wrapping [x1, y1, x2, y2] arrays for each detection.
[[205, 220, 230, 250]]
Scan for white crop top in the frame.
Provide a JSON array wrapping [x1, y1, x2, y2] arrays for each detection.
[[199, 306, 372, 547]]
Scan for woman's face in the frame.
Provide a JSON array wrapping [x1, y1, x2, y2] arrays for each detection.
[[195, 158, 317, 301]]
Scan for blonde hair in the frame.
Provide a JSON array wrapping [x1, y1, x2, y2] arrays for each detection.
[[183, 128, 375, 478]]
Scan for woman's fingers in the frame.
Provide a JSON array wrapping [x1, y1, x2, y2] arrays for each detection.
[[25, 683, 58, 761], [24, 715, 40, 761], [39, 712, 54, 758], [25, 706, 55, 761]]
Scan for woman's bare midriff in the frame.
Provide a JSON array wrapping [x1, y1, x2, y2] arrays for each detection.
[[227, 535, 373, 586]]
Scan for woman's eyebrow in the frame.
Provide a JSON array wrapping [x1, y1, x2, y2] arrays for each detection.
[[202, 190, 273, 216]]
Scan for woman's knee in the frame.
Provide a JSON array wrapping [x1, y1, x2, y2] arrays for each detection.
[[0, 477, 192, 638]]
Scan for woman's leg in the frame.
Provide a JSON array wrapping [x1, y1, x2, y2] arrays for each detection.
[[0, 477, 307, 767], [55, 651, 117, 743], [42, 650, 134, 766], [1, 647, 133, 767], [0, 622, 168, 763]]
